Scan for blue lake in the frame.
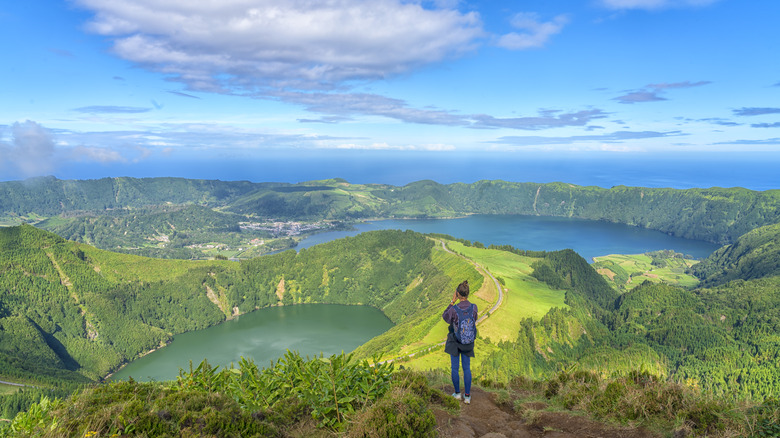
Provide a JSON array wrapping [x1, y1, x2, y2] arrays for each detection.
[[299, 215, 721, 262]]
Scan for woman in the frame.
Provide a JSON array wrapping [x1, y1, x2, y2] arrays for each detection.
[[442, 280, 478, 404]]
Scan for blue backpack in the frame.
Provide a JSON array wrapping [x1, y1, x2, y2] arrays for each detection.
[[453, 303, 476, 344]]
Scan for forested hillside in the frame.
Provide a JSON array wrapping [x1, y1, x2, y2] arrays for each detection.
[[385, 180, 780, 244], [3, 177, 780, 253], [690, 222, 780, 287], [477, 248, 780, 402], [0, 176, 258, 216], [3, 177, 780, 434], [0, 225, 475, 387]]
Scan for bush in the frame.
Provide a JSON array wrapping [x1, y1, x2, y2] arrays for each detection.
[[749, 397, 780, 437], [346, 370, 446, 438], [175, 351, 395, 430], [3, 352, 396, 437], [345, 387, 437, 438], [4, 386, 280, 438], [544, 380, 560, 398]]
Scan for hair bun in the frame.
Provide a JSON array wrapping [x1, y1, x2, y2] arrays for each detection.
[[456, 280, 470, 298]]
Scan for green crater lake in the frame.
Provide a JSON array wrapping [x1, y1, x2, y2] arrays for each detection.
[[110, 304, 393, 382]]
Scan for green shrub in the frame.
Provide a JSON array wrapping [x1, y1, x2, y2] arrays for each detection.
[[344, 369, 448, 437], [749, 397, 780, 437], [5, 385, 280, 438], [345, 387, 437, 438], [544, 380, 560, 398], [590, 381, 627, 418], [175, 351, 395, 430], [1, 396, 60, 437]]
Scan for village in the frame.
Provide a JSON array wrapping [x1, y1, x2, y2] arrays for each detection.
[[238, 220, 333, 237]]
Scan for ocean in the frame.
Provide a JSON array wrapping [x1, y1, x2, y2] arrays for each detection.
[[35, 150, 780, 191]]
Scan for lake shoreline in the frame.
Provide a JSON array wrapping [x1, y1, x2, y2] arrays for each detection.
[[108, 303, 393, 382]]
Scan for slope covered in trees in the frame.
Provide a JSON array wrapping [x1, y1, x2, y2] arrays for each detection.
[[3, 177, 780, 251], [478, 246, 780, 402], [3, 176, 780, 433], [690, 222, 780, 287], [0, 225, 477, 387]]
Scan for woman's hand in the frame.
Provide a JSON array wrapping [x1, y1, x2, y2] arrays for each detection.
[[452, 291, 459, 303]]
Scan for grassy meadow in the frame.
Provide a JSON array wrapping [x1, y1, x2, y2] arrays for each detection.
[[400, 240, 568, 372], [592, 252, 700, 291], [0, 384, 20, 396]]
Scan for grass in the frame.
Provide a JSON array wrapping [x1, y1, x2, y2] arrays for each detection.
[[0, 213, 48, 227], [593, 252, 700, 291], [380, 245, 485, 361], [398, 337, 503, 374], [4, 354, 454, 438], [0, 383, 20, 396], [81, 244, 237, 283], [510, 370, 779, 437], [400, 240, 568, 371], [446, 242, 568, 342]]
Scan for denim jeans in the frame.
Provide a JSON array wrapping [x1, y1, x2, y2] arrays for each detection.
[[450, 352, 472, 395]]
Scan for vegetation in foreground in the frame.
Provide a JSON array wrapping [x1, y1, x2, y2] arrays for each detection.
[[1, 352, 453, 438], [3, 354, 779, 437], [492, 369, 780, 437]]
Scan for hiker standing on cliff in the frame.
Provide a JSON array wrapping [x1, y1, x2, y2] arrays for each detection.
[[442, 280, 478, 404]]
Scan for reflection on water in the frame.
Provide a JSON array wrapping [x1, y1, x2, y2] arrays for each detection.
[[110, 304, 392, 382]]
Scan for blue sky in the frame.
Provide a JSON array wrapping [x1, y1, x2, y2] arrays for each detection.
[[1, 0, 779, 185]]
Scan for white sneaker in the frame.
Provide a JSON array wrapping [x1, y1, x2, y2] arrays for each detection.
[[452, 392, 462, 401], [464, 394, 471, 404]]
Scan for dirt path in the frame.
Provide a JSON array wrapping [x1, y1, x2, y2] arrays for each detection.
[[0, 380, 29, 388], [434, 388, 658, 438], [437, 240, 504, 321], [381, 240, 505, 364]]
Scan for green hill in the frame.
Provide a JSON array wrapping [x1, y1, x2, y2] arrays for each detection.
[[3, 177, 780, 436], [3, 224, 780, 436], [690, 222, 780, 287], [0, 176, 257, 216], [476, 248, 780, 402], [4, 178, 780, 253], [0, 225, 479, 386]]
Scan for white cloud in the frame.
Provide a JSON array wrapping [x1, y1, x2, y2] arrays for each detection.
[[599, 0, 719, 10], [0, 121, 159, 178], [0, 121, 57, 177], [599, 143, 644, 152], [69, 145, 127, 163], [497, 13, 569, 50], [275, 89, 607, 130], [473, 109, 606, 130], [419, 143, 456, 151], [333, 142, 454, 151], [614, 81, 710, 104], [75, 0, 484, 92], [492, 130, 684, 146]]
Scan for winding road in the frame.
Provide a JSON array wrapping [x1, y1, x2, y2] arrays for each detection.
[[438, 240, 504, 323], [383, 240, 505, 363]]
